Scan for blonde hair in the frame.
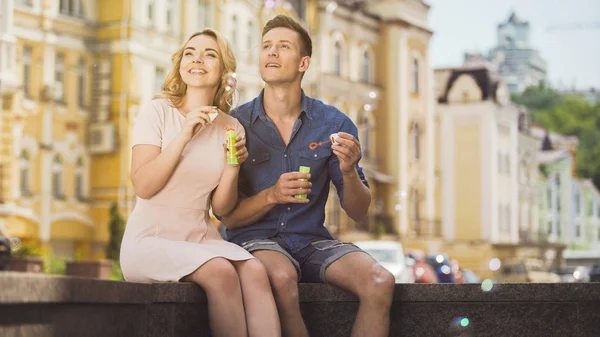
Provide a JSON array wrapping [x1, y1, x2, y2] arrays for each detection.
[[155, 29, 237, 113]]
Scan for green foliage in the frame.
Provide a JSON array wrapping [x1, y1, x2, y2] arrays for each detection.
[[44, 253, 66, 275], [513, 83, 600, 188], [11, 241, 43, 257], [106, 202, 125, 261]]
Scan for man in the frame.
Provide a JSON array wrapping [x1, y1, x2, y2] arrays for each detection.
[[222, 15, 394, 337]]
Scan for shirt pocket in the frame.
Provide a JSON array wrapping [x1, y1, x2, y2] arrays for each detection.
[[245, 151, 272, 190], [298, 147, 331, 179]]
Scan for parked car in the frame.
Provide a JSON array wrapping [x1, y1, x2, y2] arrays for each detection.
[[590, 263, 600, 282], [461, 269, 481, 284], [354, 241, 414, 283], [406, 250, 438, 283], [555, 266, 591, 283], [496, 258, 560, 283]]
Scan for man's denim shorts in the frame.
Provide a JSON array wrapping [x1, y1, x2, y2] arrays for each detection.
[[240, 236, 364, 283]]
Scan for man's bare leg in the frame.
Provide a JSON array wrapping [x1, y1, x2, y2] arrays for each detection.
[[325, 252, 395, 337], [253, 250, 309, 337]]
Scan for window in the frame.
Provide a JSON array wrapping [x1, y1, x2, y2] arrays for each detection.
[[411, 189, 420, 224], [19, 150, 30, 195], [411, 123, 421, 160], [197, 0, 207, 29], [333, 41, 342, 75], [55, 53, 65, 102], [75, 157, 85, 200], [361, 50, 371, 83], [59, 0, 83, 17], [23, 46, 32, 98], [77, 59, 86, 108], [52, 155, 64, 199], [148, 0, 155, 22], [166, 0, 173, 28], [154, 67, 165, 94], [15, 0, 34, 7], [574, 189, 580, 216], [247, 21, 254, 50], [358, 112, 371, 158], [231, 16, 238, 47], [411, 58, 419, 93]]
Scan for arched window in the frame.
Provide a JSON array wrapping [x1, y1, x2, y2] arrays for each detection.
[[358, 112, 371, 159], [75, 157, 85, 200], [231, 15, 238, 47], [247, 21, 254, 50], [52, 155, 64, 199], [411, 123, 421, 160], [333, 41, 342, 75], [361, 50, 371, 83], [412, 58, 419, 93], [20, 150, 30, 195]]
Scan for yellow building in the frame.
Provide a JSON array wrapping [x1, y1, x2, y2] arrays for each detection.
[[301, 1, 438, 246]]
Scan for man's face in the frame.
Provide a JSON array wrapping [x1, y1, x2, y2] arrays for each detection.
[[259, 27, 308, 84]]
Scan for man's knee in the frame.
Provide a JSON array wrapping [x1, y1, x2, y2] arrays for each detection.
[[360, 265, 395, 306], [269, 269, 299, 300]]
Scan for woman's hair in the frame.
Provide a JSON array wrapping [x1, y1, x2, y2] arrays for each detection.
[[155, 29, 237, 113]]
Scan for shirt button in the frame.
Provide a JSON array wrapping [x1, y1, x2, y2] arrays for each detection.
[[252, 159, 255, 162], [314, 154, 317, 158], [284, 154, 287, 157], [287, 207, 291, 211], [280, 222, 284, 226]]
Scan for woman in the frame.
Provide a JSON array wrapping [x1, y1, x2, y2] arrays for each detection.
[[120, 29, 281, 337]]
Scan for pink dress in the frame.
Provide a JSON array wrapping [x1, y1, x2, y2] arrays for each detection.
[[120, 99, 253, 283]]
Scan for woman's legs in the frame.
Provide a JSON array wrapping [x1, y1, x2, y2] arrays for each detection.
[[232, 259, 282, 337], [183, 258, 248, 337]]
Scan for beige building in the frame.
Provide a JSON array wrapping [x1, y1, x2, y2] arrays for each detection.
[[435, 60, 533, 278], [305, 1, 437, 245]]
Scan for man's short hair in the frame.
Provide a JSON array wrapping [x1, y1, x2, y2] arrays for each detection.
[[262, 15, 312, 58]]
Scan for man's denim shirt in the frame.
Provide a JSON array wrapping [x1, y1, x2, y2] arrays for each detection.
[[226, 90, 370, 252]]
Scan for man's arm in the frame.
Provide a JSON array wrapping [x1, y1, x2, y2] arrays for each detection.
[[330, 131, 371, 223], [220, 171, 311, 229], [341, 169, 371, 222]]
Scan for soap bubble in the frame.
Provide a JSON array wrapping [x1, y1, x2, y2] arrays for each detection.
[[488, 258, 501, 271], [371, 262, 390, 284], [10, 237, 22, 252], [481, 279, 494, 292]]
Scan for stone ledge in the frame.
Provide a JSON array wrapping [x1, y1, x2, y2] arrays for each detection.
[[2, 272, 600, 304], [1, 272, 600, 337]]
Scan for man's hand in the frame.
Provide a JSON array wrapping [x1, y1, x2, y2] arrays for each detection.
[[332, 132, 362, 175], [266, 172, 312, 205]]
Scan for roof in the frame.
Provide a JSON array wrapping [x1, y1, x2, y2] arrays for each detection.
[[438, 62, 503, 103], [537, 149, 570, 164]]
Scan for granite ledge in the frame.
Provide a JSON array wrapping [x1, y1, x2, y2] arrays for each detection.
[[1, 272, 600, 305]]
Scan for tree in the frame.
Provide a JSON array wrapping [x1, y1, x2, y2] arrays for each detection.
[[106, 202, 125, 261], [513, 83, 600, 188]]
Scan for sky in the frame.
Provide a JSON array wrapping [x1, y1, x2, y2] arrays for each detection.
[[427, 0, 600, 90]]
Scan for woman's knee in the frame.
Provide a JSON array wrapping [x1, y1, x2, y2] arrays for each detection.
[[238, 259, 269, 285], [191, 258, 240, 292]]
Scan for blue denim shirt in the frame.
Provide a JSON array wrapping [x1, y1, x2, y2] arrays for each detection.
[[226, 90, 369, 252]]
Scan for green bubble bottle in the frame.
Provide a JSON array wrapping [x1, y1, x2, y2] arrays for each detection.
[[295, 166, 311, 199], [226, 130, 238, 165]]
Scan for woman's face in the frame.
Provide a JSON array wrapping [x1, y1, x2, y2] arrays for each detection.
[[179, 34, 223, 90]]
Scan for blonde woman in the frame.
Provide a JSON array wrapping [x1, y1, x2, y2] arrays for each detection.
[[120, 29, 281, 337]]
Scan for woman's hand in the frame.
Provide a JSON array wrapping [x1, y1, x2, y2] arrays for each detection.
[[180, 106, 217, 142]]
